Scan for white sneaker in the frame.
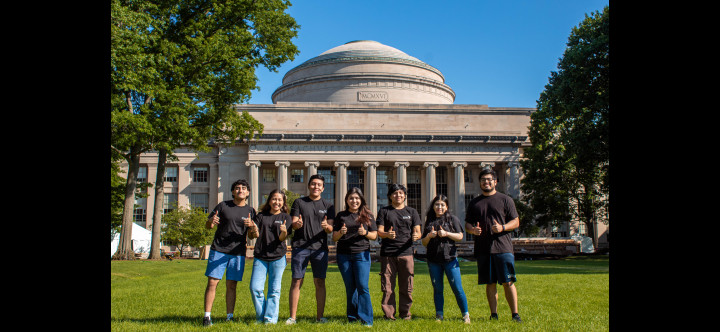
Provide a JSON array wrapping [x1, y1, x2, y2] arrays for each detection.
[[285, 318, 296, 325]]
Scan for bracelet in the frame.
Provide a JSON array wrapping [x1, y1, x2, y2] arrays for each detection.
[[502, 224, 505, 232]]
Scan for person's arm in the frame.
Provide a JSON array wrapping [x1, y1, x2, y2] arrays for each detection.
[[412, 225, 422, 241], [206, 210, 219, 229], [332, 219, 345, 242], [279, 217, 289, 242]]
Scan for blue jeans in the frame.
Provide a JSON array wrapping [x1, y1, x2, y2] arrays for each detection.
[[427, 258, 469, 317], [249, 257, 287, 323], [337, 251, 373, 325]]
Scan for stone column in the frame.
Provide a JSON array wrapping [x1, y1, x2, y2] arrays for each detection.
[[334, 161, 349, 211], [423, 162, 439, 215], [304, 161, 319, 179], [507, 161, 520, 198], [480, 162, 495, 170], [244, 160, 261, 210], [394, 161, 409, 187], [363, 161, 379, 216], [275, 161, 290, 191], [452, 162, 468, 222]]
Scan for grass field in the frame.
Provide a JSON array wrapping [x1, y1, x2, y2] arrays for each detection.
[[111, 255, 609, 331]]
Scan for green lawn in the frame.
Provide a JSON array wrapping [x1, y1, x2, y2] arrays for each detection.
[[111, 255, 609, 331]]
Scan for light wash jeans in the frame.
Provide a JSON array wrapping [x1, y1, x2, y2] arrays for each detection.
[[427, 258, 469, 317], [249, 256, 287, 323], [337, 251, 373, 325]]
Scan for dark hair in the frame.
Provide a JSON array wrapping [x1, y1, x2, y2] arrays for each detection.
[[261, 189, 289, 214], [425, 194, 454, 232], [231, 179, 250, 192], [308, 174, 325, 186], [478, 168, 497, 182], [344, 187, 373, 227], [386, 183, 407, 200]]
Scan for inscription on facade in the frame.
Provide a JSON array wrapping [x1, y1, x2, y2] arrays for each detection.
[[249, 144, 512, 154], [358, 91, 388, 102]]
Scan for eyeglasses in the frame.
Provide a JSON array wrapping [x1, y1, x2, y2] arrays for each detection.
[[479, 178, 495, 182]]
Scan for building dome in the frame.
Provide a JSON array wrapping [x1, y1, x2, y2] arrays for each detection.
[[272, 40, 455, 104]]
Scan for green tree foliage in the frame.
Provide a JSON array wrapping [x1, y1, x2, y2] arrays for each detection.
[[111, 0, 300, 260], [161, 205, 216, 253], [520, 6, 609, 248]]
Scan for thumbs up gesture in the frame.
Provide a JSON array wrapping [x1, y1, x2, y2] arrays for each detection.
[[428, 225, 437, 238], [210, 210, 220, 227], [244, 212, 257, 230], [387, 226, 396, 239], [437, 225, 447, 238], [472, 222, 482, 236], [321, 216, 332, 233], [491, 219, 503, 234], [292, 215, 303, 230], [340, 223, 347, 234], [358, 224, 367, 236], [279, 219, 287, 234]]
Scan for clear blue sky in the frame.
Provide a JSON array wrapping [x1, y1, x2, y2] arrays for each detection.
[[247, 0, 609, 108]]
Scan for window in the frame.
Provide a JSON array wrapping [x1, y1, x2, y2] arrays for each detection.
[[262, 169, 276, 183], [137, 166, 148, 183], [291, 169, 304, 183], [435, 166, 447, 197], [347, 167, 364, 191], [193, 166, 208, 183], [133, 196, 147, 226], [464, 169, 472, 183], [163, 193, 178, 214], [406, 167, 421, 212], [164, 167, 178, 183], [191, 193, 209, 213], [377, 167, 393, 208], [317, 168, 335, 201]]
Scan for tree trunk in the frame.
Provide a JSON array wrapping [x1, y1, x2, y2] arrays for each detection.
[[148, 149, 167, 259], [112, 146, 141, 260]]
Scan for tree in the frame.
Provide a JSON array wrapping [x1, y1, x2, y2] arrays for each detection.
[[111, 0, 300, 260], [520, 6, 609, 249], [162, 205, 216, 254]]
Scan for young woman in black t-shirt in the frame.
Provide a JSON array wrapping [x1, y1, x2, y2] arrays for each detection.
[[332, 187, 377, 327], [421, 194, 470, 324], [247, 189, 292, 324]]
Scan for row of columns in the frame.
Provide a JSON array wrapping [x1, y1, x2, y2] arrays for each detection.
[[242, 160, 521, 217]]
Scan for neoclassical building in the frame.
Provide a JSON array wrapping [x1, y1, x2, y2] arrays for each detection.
[[126, 40, 605, 248]]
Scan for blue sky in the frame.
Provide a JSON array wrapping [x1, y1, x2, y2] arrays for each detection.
[[247, 0, 609, 108]]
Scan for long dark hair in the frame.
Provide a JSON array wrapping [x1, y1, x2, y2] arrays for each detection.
[[261, 189, 289, 214], [344, 187, 372, 227], [424, 194, 454, 232]]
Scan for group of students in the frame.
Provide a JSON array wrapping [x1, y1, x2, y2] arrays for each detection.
[[202, 168, 522, 327]]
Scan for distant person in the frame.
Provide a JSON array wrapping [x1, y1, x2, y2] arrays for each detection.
[[286, 174, 335, 324], [376, 183, 422, 320], [332, 187, 378, 327], [465, 168, 522, 323], [203, 179, 256, 326], [248, 189, 292, 324], [421, 194, 470, 324]]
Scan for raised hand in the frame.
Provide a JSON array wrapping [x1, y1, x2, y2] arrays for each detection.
[[473, 222, 482, 236], [279, 219, 287, 234], [292, 215, 303, 230], [387, 226, 396, 239], [428, 226, 437, 238], [340, 223, 347, 235], [358, 224, 367, 236], [412, 227, 421, 241], [209, 210, 220, 227], [491, 219, 503, 234], [321, 216, 331, 233], [244, 212, 257, 230], [437, 225, 447, 238]]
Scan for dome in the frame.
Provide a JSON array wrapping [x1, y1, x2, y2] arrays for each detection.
[[272, 40, 455, 104]]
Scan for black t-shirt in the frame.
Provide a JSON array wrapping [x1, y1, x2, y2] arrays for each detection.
[[208, 200, 256, 256], [334, 210, 378, 255], [253, 212, 292, 261], [376, 205, 422, 257], [464, 192, 518, 255], [423, 213, 464, 263], [289, 196, 336, 251]]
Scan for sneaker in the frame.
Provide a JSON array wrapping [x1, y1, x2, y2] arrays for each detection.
[[285, 318, 296, 325], [435, 314, 444, 322], [463, 314, 471, 324], [203, 316, 212, 326], [402, 315, 412, 321], [512, 314, 522, 323], [316, 317, 328, 323], [489, 314, 498, 320]]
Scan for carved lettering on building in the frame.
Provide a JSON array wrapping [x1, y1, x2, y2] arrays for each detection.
[[358, 91, 388, 102], [249, 144, 511, 154]]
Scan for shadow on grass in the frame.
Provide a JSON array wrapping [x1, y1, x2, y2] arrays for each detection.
[[111, 313, 363, 326]]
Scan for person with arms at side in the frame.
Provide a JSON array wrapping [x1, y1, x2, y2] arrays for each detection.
[[247, 189, 292, 324], [286, 174, 335, 324], [376, 183, 422, 321], [465, 168, 522, 323], [421, 194, 470, 324], [202, 179, 256, 326], [332, 187, 378, 327]]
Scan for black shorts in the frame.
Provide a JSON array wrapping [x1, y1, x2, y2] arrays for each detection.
[[476, 253, 516, 285]]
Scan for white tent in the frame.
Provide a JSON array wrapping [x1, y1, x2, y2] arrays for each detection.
[[111, 223, 154, 257]]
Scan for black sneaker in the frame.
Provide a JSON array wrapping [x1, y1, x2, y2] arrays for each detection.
[[203, 316, 212, 326], [489, 314, 498, 320], [512, 314, 522, 323]]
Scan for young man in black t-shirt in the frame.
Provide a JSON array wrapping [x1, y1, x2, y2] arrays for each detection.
[[202, 179, 256, 326], [465, 169, 522, 323], [376, 183, 422, 321], [285, 174, 335, 324]]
